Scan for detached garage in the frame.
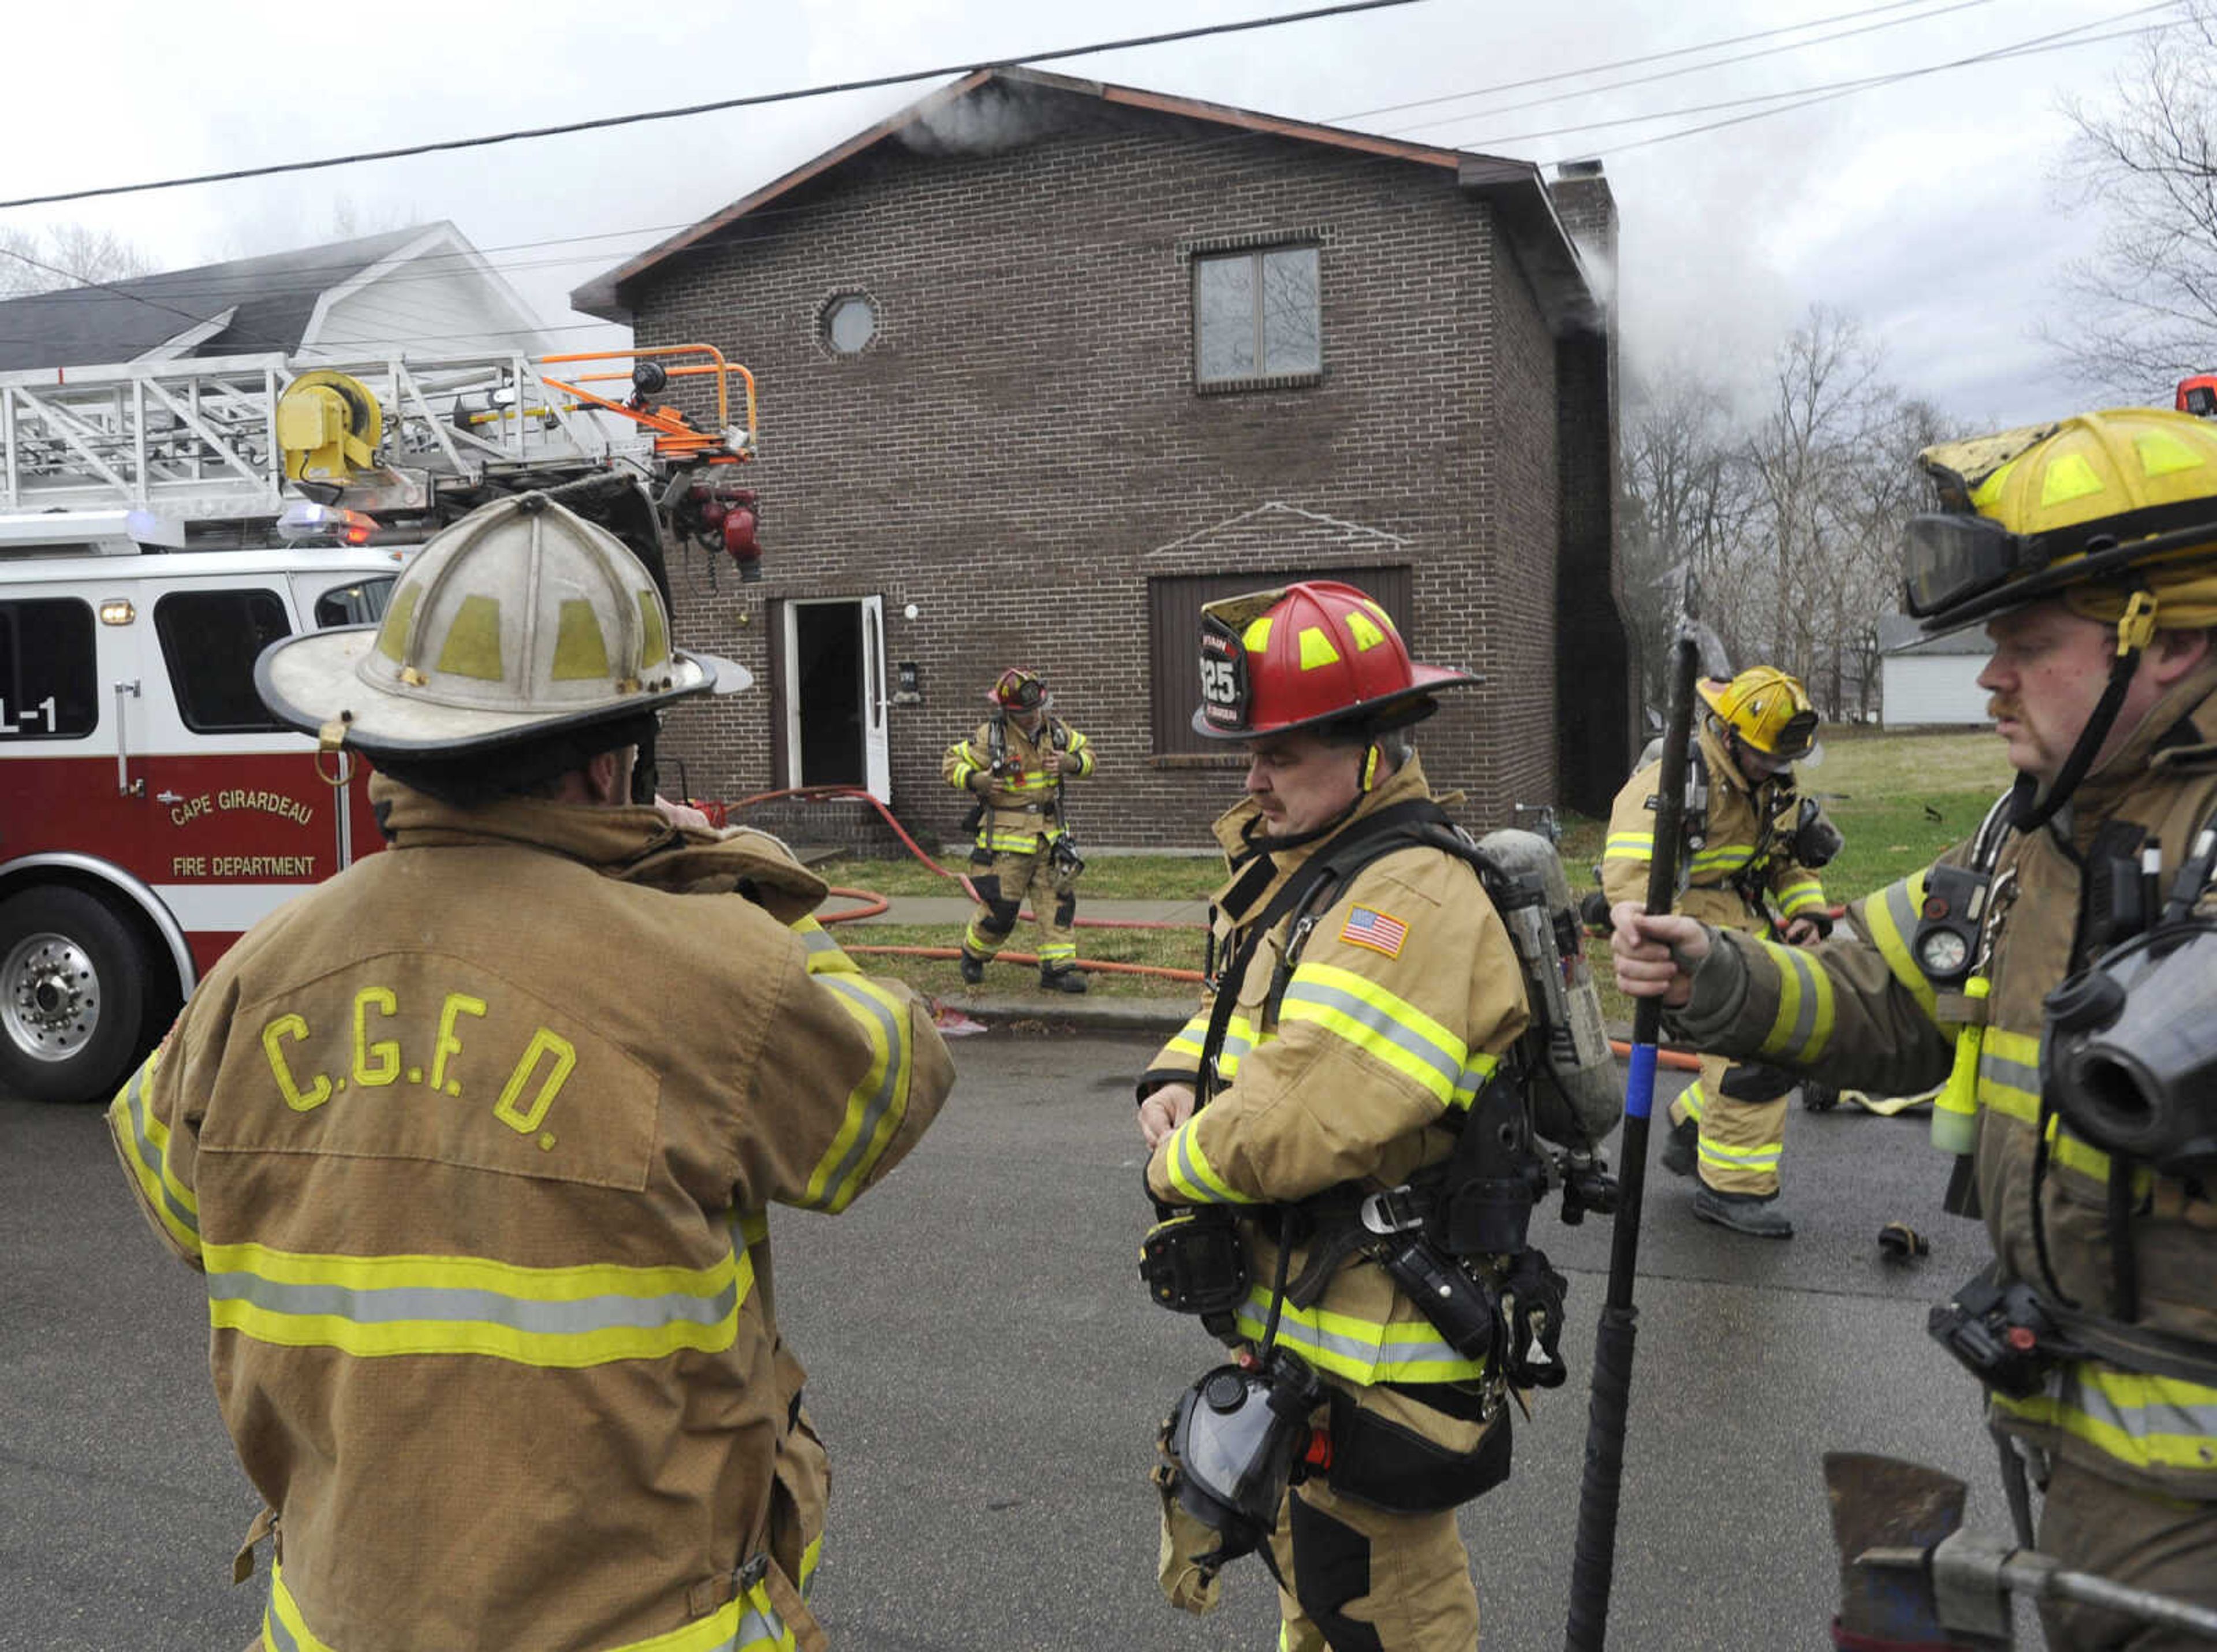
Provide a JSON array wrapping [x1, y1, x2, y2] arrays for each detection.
[[1877, 613, 1990, 729]]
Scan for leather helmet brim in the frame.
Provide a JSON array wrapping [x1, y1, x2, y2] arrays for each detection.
[[254, 625, 718, 759]]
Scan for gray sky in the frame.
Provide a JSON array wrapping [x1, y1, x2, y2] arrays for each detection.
[[1, 0, 2175, 427]]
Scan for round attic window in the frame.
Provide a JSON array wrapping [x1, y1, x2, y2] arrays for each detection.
[[825, 294, 876, 354]]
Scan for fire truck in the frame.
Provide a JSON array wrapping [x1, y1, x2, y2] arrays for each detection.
[[0, 344, 761, 1103]]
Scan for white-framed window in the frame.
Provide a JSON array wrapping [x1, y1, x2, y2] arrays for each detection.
[[1193, 244, 1320, 386], [824, 293, 878, 355]]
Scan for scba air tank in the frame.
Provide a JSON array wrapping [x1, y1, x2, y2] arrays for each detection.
[[1476, 829, 1622, 1150]]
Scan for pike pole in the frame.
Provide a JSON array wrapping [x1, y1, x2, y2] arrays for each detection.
[[1563, 596, 1704, 1652]]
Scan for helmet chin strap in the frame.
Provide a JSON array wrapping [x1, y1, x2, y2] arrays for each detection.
[[2010, 590, 2158, 834]]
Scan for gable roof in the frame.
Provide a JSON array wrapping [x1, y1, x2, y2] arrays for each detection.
[[0, 223, 494, 372], [572, 66, 1603, 332]]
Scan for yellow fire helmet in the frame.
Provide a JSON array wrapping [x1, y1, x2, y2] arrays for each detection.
[[255, 492, 737, 760], [1905, 407, 2217, 636], [1696, 666, 1817, 760]]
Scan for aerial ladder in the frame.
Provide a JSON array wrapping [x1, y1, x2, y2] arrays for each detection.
[[0, 343, 764, 577]]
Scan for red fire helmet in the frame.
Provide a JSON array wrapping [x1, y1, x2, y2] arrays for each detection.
[[1192, 581, 1478, 740], [987, 666, 1050, 711]]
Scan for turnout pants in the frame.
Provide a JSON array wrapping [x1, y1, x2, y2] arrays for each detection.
[[962, 846, 1079, 971], [1669, 1052, 1791, 1197], [1266, 1476, 1479, 1651], [2036, 1457, 2217, 1651]]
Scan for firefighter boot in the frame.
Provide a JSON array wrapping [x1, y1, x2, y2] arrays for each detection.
[[959, 953, 986, 986], [1692, 1184, 1794, 1239], [1040, 964, 1089, 994], [1660, 1114, 1698, 1178]]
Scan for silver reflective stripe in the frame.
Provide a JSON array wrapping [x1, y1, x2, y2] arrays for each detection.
[[122, 1067, 199, 1241], [798, 926, 838, 958], [207, 1274, 739, 1334], [1236, 1295, 1468, 1373], [264, 1606, 298, 1652], [812, 975, 905, 1202], [1979, 1047, 2040, 1095], [1279, 978, 1461, 1091]]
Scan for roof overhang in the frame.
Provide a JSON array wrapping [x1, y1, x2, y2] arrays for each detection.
[[1457, 155, 1604, 337]]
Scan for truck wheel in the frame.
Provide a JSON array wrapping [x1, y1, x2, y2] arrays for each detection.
[[0, 887, 151, 1105]]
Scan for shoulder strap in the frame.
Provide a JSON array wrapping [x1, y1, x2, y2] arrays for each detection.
[[1195, 799, 1457, 1101]]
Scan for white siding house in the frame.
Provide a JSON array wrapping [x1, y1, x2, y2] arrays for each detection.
[[1878, 612, 1991, 729]]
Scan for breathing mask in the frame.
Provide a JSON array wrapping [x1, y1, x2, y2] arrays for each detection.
[[2041, 920, 2217, 1177], [1160, 1351, 1327, 1565]]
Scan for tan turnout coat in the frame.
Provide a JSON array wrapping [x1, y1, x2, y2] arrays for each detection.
[[110, 777, 955, 1651]]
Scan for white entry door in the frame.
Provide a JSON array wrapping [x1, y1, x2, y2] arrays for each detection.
[[781, 595, 890, 801]]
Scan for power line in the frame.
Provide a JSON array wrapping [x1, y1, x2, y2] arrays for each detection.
[[1436, 1, 2181, 152], [1335, 0, 1979, 124], [1386, 0, 2005, 137], [0, 0, 1426, 212], [0, 0, 2089, 316]]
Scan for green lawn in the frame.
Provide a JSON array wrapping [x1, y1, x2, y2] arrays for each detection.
[[1569, 724, 2016, 1023], [813, 853, 1222, 901], [819, 727, 2018, 1017], [830, 922, 1208, 1002]]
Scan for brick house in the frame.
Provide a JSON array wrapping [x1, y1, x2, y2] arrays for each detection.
[[573, 67, 1632, 849]]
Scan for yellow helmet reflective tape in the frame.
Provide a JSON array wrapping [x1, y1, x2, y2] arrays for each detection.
[[1696, 666, 1817, 758], [1907, 407, 2217, 630], [257, 493, 717, 760]]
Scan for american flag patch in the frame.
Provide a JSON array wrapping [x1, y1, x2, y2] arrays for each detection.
[[1339, 906, 1409, 958]]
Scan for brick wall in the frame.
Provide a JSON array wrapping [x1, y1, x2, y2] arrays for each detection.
[[632, 82, 1615, 849]]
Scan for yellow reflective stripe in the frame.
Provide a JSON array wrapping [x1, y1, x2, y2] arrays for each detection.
[[266, 1556, 800, 1652], [110, 1051, 202, 1256], [1864, 871, 1942, 1025], [1752, 938, 1834, 1064], [1678, 1081, 1706, 1121], [1698, 1136, 1783, 1170], [798, 975, 915, 1213], [984, 829, 1043, 851], [800, 1534, 823, 1595], [947, 757, 979, 787], [1973, 1027, 2137, 1185], [1232, 1291, 1488, 1385], [1992, 1363, 2217, 1475], [264, 1558, 338, 1652], [1160, 1117, 1257, 1204], [1602, 833, 1654, 859], [736, 1209, 770, 1247], [1449, 1051, 1503, 1112], [1279, 961, 1468, 1108], [1688, 844, 1755, 875], [207, 1242, 747, 1367], [1775, 875, 1827, 916], [1162, 1017, 1208, 1064], [790, 916, 859, 976]]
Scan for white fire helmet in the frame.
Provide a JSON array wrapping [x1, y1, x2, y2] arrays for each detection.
[[255, 492, 737, 759]]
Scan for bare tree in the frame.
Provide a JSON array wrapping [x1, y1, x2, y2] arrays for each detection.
[[1628, 309, 1956, 726], [2049, 5, 2217, 396], [1619, 366, 1756, 705], [0, 222, 156, 297]]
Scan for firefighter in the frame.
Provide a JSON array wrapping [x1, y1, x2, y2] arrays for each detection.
[[1601, 664, 1835, 1238], [942, 666, 1096, 993], [108, 494, 955, 1651], [1613, 407, 2217, 1650], [1136, 580, 1531, 1651]]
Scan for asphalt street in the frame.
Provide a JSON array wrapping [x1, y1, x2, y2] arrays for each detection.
[[2, 1032, 2024, 1651]]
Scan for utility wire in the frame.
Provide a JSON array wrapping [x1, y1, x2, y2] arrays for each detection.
[[0, 0, 1425, 212], [0, 0, 2081, 312], [1335, 0, 1976, 123], [1545, 1, 2185, 156]]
